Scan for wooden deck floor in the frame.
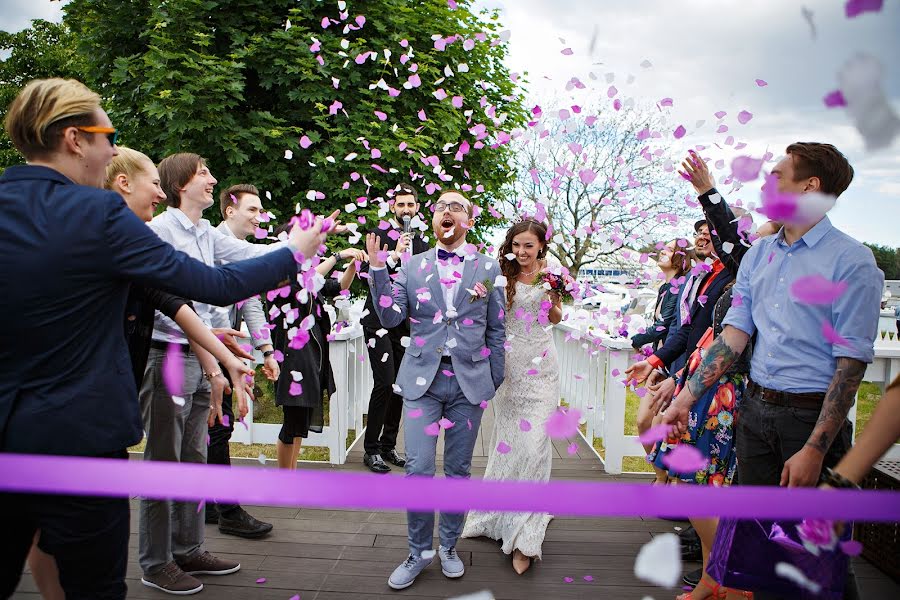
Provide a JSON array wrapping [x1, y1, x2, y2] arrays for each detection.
[[13, 402, 900, 599]]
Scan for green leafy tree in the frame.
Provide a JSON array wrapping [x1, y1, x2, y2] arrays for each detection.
[[864, 242, 900, 280], [57, 0, 527, 246], [0, 20, 87, 167]]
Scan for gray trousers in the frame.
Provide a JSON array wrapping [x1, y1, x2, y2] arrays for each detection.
[[138, 347, 210, 575], [403, 371, 484, 556]]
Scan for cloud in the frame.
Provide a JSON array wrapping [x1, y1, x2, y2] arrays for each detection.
[[0, 0, 65, 33]]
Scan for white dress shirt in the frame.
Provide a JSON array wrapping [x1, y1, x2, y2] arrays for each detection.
[[148, 207, 285, 344]]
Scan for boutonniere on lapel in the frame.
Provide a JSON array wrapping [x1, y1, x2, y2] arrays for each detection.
[[468, 278, 494, 303]]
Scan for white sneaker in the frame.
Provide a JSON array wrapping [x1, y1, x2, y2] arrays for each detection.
[[439, 545, 465, 578]]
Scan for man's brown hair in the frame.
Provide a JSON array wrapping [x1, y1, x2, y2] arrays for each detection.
[[158, 153, 205, 208], [219, 183, 260, 219], [4, 78, 102, 160], [785, 142, 854, 197]]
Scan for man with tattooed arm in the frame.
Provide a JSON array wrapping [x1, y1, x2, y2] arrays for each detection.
[[663, 142, 882, 599]]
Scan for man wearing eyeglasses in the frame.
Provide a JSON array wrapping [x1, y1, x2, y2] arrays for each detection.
[[360, 184, 430, 474], [366, 190, 506, 590]]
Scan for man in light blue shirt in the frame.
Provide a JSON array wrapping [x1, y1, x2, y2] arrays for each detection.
[[663, 142, 880, 599]]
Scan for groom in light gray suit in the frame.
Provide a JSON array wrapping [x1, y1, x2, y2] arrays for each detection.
[[367, 190, 506, 590]]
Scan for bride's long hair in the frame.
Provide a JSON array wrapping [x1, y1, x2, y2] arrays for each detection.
[[498, 218, 548, 309]]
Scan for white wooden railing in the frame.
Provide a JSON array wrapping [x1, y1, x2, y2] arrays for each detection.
[[233, 318, 900, 468], [231, 323, 373, 464]]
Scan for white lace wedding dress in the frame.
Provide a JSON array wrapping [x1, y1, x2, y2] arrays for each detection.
[[461, 281, 559, 558]]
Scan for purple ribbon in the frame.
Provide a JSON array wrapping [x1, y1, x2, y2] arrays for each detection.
[[1, 454, 897, 522]]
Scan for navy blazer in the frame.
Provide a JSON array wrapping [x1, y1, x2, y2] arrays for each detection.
[[0, 165, 299, 456]]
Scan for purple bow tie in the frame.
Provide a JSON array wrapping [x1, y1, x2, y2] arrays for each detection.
[[437, 248, 457, 261]]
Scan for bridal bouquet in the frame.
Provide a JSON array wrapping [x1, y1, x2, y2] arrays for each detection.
[[535, 266, 577, 303]]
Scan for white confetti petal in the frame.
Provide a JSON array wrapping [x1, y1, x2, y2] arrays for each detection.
[[284, 149, 293, 160], [257, 453, 267, 465], [775, 562, 821, 594], [722, 241, 735, 254], [416, 377, 427, 386], [634, 533, 680, 588], [708, 192, 722, 205], [171, 396, 185, 406]]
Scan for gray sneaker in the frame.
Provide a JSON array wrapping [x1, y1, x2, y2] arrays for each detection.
[[388, 553, 433, 590], [140, 561, 203, 595], [439, 545, 465, 578]]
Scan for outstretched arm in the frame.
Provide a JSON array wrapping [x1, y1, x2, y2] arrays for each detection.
[[366, 233, 408, 329]]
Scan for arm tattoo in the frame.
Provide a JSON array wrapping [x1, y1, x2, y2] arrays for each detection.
[[686, 335, 741, 399], [806, 357, 866, 454]]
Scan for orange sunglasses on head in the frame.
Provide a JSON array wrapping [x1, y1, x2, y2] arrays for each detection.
[[75, 126, 119, 146]]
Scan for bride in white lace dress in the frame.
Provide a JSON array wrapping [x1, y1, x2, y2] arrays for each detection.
[[462, 218, 562, 574]]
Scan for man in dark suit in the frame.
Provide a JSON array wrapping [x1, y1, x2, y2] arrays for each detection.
[[361, 184, 430, 473], [0, 78, 327, 599]]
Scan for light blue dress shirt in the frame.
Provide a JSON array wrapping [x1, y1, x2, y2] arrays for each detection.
[[149, 207, 285, 344], [723, 216, 883, 393]]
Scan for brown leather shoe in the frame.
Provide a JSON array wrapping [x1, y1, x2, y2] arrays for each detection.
[[177, 551, 241, 576], [141, 561, 203, 595]]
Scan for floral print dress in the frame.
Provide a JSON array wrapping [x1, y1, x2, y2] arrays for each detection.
[[648, 285, 750, 486]]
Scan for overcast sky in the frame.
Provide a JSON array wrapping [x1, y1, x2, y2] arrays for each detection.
[[2, 0, 898, 246]]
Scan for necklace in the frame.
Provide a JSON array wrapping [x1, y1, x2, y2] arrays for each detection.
[[518, 263, 540, 279]]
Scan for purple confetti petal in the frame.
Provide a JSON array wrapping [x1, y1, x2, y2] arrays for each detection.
[[789, 275, 848, 305], [256, 577, 266, 584], [845, 0, 883, 18], [673, 125, 687, 139], [519, 419, 532, 432], [497, 441, 511, 454], [438, 417, 455, 430], [823, 90, 847, 108], [424, 422, 441, 436], [737, 110, 753, 124], [840, 539, 863, 556], [731, 155, 765, 182], [408, 408, 423, 419]]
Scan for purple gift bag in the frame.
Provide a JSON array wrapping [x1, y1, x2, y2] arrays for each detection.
[[707, 518, 851, 600]]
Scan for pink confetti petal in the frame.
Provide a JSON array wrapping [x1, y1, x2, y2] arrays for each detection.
[[567, 442, 578, 455], [438, 417, 455, 430], [564, 577, 574, 583], [374, 110, 388, 121], [789, 275, 848, 304], [561, 48, 573, 55], [638, 423, 673, 445], [673, 125, 686, 139], [822, 321, 852, 347], [755, 78, 768, 87], [408, 408, 424, 419], [583, 575, 594, 582], [737, 110, 753, 124], [519, 419, 532, 432], [660, 444, 709, 474], [289, 382, 303, 396], [299, 135, 312, 148], [497, 441, 511, 454], [479, 400, 489, 409], [544, 408, 581, 439], [162, 343, 183, 396], [730, 155, 764, 182], [378, 295, 393, 308], [255, 578, 267, 584], [424, 422, 441, 436]]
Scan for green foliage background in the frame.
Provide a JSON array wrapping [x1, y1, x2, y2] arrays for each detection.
[[1, 0, 527, 247]]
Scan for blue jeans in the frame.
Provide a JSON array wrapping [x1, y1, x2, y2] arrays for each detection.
[[403, 371, 484, 556]]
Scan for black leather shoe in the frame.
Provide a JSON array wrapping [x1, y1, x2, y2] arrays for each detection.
[[683, 567, 703, 587], [681, 539, 702, 562], [381, 449, 407, 467], [364, 453, 391, 473], [204, 505, 219, 525], [218, 507, 273, 539], [678, 525, 698, 543]]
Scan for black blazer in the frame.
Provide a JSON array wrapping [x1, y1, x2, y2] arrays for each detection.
[[0, 165, 300, 456], [653, 267, 734, 369], [360, 225, 430, 332], [631, 281, 679, 350]]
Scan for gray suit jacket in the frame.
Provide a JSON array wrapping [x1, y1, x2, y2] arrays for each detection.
[[369, 248, 506, 404]]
